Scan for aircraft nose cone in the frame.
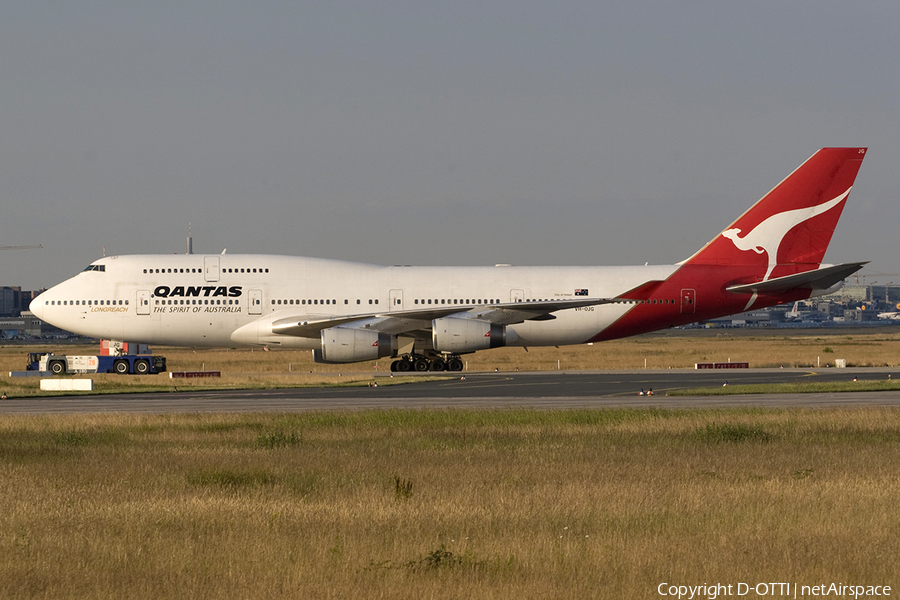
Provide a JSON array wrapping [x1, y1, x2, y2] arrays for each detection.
[[29, 295, 44, 319]]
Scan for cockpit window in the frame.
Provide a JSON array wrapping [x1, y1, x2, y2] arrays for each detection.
[[82, 265, 106, 272]]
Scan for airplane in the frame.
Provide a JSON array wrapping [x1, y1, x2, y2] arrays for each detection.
[[785, 301, 804, 321], [30, 147, 868, 372], [783, 300, 829, 323], [877, 303, 900, 320]]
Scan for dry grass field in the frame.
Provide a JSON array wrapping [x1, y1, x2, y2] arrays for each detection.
[[1, 409, 899, 599], [2, 332, 900, 597]]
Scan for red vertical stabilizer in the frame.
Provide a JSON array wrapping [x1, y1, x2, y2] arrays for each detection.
[[683, 147, 867, 281], [590, 148, 867, 342]]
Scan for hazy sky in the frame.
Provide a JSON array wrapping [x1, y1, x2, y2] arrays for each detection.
[[3, 1, 898, 290]]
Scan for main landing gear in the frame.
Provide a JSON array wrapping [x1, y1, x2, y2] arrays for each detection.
[[390, 354, 464, 372]]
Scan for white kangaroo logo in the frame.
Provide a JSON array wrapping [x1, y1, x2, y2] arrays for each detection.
[[722, 188, 851, 282]]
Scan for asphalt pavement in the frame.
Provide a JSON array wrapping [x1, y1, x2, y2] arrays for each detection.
[[2, 368, 899, 413]]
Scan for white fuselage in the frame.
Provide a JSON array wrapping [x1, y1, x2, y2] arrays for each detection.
[[30, 254, 678, 348]]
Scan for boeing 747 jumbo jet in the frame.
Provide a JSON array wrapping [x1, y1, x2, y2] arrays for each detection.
[[31, 148, 868, 372]]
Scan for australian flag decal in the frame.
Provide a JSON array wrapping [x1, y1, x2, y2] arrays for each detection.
[[574, 289, 588, 296]]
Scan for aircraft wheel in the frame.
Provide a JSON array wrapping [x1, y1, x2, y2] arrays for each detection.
[[396, 359, 411, 372], [447, 358, 463, 372], [114, 360, 130, 375], [49, 361, 65, 375], [134, 359, 150, 375], [430, 358, 446, 372], [413, 358, 429, 372]]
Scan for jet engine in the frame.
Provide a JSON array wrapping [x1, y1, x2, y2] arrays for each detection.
[[432, 317, 513, 353], [315, 327, 396, 363]]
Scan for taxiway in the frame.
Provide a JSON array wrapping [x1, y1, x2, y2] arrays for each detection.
[[2, 368, 899, 413]]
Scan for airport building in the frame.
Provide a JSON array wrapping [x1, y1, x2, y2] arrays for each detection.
[[0, 287, 20, 316], [0, 286, 42, 318], [828, 285, 868, 302], [843, 308, 879, 322], [0, 287, 68, 340], [868, 285, 900, 307], [0, 310, 74, 340], [0, 312, 44, 339]]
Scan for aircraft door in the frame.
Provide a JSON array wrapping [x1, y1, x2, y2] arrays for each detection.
[[510, 289, 525, 303], [390, 289, 404, 311], [204, 256, 220, 282], [137, 290, 151, 316], [249, 289, 262, 315], [680, 289, 696, 314]]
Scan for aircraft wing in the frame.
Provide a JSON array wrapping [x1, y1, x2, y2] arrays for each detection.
[[725, 261, 867, 295], [269, 298, 618, 338]]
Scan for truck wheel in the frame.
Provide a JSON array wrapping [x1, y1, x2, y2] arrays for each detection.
[[49, 361, 66, 375], [114, 360, 130, 375], [134, 359, 150, 375]]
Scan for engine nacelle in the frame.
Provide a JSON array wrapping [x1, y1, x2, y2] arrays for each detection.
[[432, 317, 512, 353], [315, 327, 396, 363]]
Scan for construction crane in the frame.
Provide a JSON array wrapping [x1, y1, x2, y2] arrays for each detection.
[[0, 244, 42, 250]]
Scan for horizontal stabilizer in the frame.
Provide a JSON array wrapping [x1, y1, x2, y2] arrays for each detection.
[[725, 261, 867, 295]]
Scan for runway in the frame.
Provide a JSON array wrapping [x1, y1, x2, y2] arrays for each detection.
[[2, 368, 900, 413]]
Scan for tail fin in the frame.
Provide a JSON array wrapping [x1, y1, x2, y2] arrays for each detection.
[[683, 148, 867, 281]]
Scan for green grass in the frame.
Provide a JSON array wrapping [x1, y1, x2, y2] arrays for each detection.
[[694, 422, 773, 443]]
